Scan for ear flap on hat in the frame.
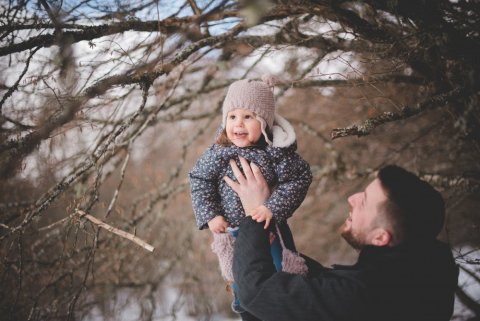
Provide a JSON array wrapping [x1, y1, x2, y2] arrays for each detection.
[[256, 116, 273, 146]]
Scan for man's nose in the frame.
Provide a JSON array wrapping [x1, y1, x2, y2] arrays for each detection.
[[348, 193, 358, 206], [348, 195, 354, 206]]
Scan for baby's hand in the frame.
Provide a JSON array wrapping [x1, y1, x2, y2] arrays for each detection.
[[208, 216, 229, 233], [249, 205, 273, 229]]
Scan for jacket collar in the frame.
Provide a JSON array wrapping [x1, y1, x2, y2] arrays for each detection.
[[357, 239, 452, 266]]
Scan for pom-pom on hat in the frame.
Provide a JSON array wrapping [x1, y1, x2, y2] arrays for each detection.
[[222, 75, 276, 130]]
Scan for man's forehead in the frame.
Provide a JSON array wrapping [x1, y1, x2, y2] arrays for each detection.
[[365, 178, 387, 203]]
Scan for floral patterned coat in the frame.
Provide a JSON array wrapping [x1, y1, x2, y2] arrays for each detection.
[[189, 114, 312, 230]]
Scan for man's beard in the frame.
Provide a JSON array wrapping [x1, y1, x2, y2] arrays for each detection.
[[340, 222, 366, 250]]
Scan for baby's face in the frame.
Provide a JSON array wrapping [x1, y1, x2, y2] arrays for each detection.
[[226, 109, 262, 147]]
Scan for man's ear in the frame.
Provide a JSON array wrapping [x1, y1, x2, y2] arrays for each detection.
[[371, 228, 391, 247]]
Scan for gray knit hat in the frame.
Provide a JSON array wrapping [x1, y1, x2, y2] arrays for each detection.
[[222, 75, 276, 129]]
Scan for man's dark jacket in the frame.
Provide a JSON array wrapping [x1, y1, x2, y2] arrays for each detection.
[[233, 218, 458, 321]]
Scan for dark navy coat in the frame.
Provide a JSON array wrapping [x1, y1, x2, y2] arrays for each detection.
[[233, 218, 459, 321]]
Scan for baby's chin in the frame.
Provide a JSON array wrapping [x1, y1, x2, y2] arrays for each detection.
[[231, 139, 255, 148]]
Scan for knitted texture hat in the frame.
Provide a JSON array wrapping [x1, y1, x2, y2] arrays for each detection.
[[222, 75, 276, 129]]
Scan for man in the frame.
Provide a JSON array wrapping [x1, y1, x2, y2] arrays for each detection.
[[224, 157, 458, 321]]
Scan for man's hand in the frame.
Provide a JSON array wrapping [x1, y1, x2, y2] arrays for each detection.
[[208, 215, 229, 233], [250, 205, 273, 229], [223, 156, 271, 214]]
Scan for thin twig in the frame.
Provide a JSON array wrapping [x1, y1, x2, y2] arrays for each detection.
[[0, 223, 13, 230], [76, 210, 154, 252], [38, 213, 76, 231], [105, 148, 131, 218], [0, 46, 41, 113]]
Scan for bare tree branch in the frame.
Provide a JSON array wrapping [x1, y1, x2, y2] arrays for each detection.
[[76, 210, 154, 252], [331, 87, 463, 139], [0, 12, 239, 57], [0, 47, 40, 113]]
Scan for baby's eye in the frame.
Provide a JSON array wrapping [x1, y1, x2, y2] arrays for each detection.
[[229, 115, 236, 119], [245, 115, 252, 119]]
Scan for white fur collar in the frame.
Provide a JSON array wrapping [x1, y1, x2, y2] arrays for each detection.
[[271, 114, 296, 148]]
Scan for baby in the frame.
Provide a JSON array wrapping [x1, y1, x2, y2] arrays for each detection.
[[189, 75, 312, 315]]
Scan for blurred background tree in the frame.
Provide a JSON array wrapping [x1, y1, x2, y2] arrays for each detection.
[[0, 0, 479, 320]]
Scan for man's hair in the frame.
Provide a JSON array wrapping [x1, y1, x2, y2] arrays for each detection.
[[377, 165, 445, 243]]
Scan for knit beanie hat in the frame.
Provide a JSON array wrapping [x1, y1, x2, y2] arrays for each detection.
[[222, 75, 276, 130]]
